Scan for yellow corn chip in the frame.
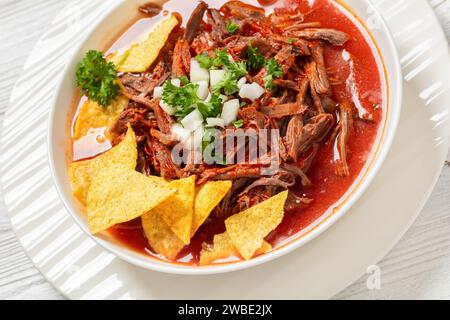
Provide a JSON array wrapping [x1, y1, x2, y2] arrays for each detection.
[[107, 51, 130, 68], [225, 191, 288, 260], [256, 241, 273, 255], [73, 96, 128, 140], [69, 125, 137, 205], [149, 176, 196, 245], [199, 232, 272, 265], [117, 15, 179, 73], [141, 212, 185, 260], [86, 165, 176, 234], [191, 181, 232, 237]]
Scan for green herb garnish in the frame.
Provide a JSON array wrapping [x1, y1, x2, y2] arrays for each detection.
[[211, 52, 247, 95], [226, 21, 239, 34], [227, 60, 247, 78], [263, 76, 276, 91], [287, 38, 296, 44], [215, 49, 233, 67], [246, 44, 265, 70], [75, 50, 120, 106], [213, 72, 241, 95], [265, 58, 283, 78], [195, 49, 230, 70], [162, 81, 200, 119], [195, 49, 247, 95], [263, 58, 283, 91], [179, 76, 190, 85], [232, 119, 244, 128], [195, 52, 214, 69], [197, 93, 223, 118], [202, 128, 215, 151]]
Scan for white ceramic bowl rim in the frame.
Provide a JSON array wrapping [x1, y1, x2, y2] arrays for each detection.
[[48, 0, 403, 275]]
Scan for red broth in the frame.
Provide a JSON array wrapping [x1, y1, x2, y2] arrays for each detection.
[[72, 0, 384, 265]]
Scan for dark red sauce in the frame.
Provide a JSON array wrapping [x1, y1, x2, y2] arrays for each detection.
[[73, 0, 384, 265], [258, 0, 279, 5]]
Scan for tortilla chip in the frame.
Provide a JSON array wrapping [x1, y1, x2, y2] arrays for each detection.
[[141, 212, 186, 260], [199, 232, 272, 265], [148, 176, 196, 245], [256, 241, 272, 256], [69, 125, 137, 205], [73, 96, 129, 140], [225, 191, 288, 260], [86, 165, 176, 234], [191, 181, 232, 237], [116, 15, 179, 73], [107, 51, 130, 68]]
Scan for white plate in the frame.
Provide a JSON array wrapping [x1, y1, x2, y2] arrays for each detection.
[[48, 0, 402, 276], [1, 0, 449, 299]]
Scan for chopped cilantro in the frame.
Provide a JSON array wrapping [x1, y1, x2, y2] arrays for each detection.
[[215, 48, 232, 67], [195, 49, 246, 76], [226, 21, 239, 34], [263, 59, 283, 91], [232, 119, 244, 128], [226, 60, 247, 79], [287, 38, 296, 44], [162, 81, 200, 119], [195, 48, 247, 95], [246, 44, 265, 70], [179, 76, 190, 85], [263, 75, 276, 91], [202, 128, 215, 151], [195, 52, 214, 69], [213, 72, 240, 95], [265, 58, 283, 78], [197, 93, 223, 118], [195, 49, 230, 70]]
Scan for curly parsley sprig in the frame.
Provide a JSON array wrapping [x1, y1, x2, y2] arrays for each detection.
[[75, 50, 120, 106], [195, 49, 231, 70], [162, 81, 200, 119], [197, 93, 223, 118]]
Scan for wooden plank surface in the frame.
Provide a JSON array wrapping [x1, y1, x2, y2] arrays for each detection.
[[0, 0, 449, 300]]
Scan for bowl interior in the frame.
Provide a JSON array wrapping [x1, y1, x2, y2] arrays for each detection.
[[48, 0, 402, 275]]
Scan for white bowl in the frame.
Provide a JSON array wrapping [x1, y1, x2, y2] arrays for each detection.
[[48, 0, 402, 275]]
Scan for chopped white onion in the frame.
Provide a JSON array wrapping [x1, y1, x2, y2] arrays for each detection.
[[206, 117, 225, 128], [171, 124, 190, 142], [171, 79, 181, 87], [183, 126, 203, 150], [195, 81, 209, 100], [181, 109, 204, 132], [219, 94, 229, 103], [237, 77, 247, 89], [221, 99, 240, 125], [160, 100, 176, 115], [190, 59, 209, 83], [210, 69, 227, 87], [153, 86, 164, 99], [239, 82, 265, 101], [204, 92, 212, 102]]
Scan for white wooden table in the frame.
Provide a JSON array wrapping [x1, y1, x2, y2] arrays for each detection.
[[0, 0, 449, 300]]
